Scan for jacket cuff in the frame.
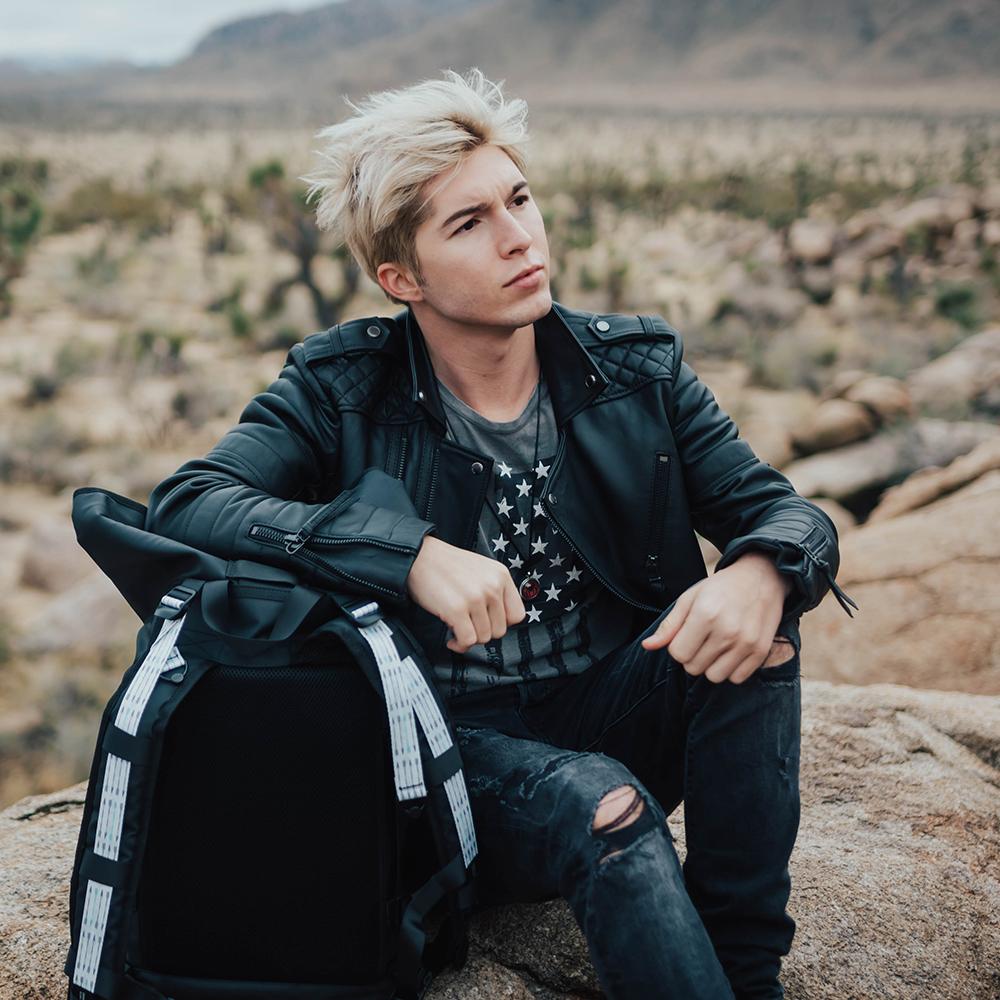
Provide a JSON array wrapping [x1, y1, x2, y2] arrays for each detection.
[[714, 533, 859, 619]]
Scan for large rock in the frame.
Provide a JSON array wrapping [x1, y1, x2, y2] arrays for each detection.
[[801, 469, 1000, 695], [868, 438, 1000, 522], [791, 398, 877, 454], [3, 680, 998, 999], [784, 418, 1000, 503], [907, 328, 1000, 419]]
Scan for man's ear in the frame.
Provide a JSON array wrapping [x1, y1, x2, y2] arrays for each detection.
[[377, 261, 423, 303]]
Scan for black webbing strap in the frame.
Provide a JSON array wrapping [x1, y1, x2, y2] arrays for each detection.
[[393, 851, 469, 1000], [420, 743, 463, 787]]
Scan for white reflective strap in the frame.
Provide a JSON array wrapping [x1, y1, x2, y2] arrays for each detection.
[[114, 614, 186, 736], [72, 879, 113, 992], [358, 620, 425, 801], [93, 754, 131, 861], [355, 620, 478, 866], [399, 655, 451, 756], [444, 771, 479, 867]]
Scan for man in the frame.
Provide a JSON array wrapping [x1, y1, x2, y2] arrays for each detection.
[[146, 68, 856, 999]]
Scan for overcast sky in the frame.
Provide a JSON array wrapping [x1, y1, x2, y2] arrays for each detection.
[[0, 0, 324, 66]]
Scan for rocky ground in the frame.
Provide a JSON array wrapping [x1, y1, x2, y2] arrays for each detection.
[[3, 680, 997, 999]]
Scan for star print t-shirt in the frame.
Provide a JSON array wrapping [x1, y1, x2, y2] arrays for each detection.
[[432, 373, 634, 700]]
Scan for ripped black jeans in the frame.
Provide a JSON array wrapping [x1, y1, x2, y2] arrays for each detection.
[[448, 608, 802, 1000]]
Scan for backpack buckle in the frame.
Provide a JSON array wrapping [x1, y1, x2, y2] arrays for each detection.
[[154, 583, 199, 620], [346, 599, 383, 627]]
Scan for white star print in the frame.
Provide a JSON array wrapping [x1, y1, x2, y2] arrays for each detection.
[[565, 600, 577, 612], [526, 606, 542, 623], [497, 461, 512, 478], [512, 517, 529, 536], [491, 534, 509, 553], [530, 538, 548, 555], [508, 553, 524, 570], [548, 553, 565, 567], [496, 497, 513, 517], [566, 566, 582, 582], [516, 479, 531, 497], [533, 501, 547, 519], [544, 583, 562, 602], [534, 460, 550, 479]]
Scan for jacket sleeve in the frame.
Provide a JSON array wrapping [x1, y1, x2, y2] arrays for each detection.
[[144, 343, 437, 610], [669, 334, 858, 620]]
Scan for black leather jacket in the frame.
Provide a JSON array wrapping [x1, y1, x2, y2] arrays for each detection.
[[146, 301, 856, 657]]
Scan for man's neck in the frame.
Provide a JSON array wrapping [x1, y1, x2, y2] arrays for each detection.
[[414, 308, 541, 423]]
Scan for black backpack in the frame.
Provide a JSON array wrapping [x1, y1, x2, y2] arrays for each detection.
[[64, 487, 478, 1000]]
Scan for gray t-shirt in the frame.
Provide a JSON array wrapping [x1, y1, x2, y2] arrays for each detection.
[[431, 373, 634, 700]]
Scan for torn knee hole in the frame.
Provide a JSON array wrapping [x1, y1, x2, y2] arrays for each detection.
[[763, 637, 796, 667], [592, 785, 644, 835]]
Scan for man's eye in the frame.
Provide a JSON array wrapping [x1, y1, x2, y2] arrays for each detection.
[[456, 218, 479, 234]]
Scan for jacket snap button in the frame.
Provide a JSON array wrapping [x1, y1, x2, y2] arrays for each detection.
[[595, 319, 610, 332], [470, 461, 484, 475], [366, 324, 381, 338], [585, 373, 597, 388], [548, 493, 557, 504]]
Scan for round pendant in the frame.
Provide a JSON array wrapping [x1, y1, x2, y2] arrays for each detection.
[[519, 577, 541, 601]]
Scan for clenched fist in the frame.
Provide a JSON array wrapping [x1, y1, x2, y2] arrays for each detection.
[[406, 534, 527, 654]]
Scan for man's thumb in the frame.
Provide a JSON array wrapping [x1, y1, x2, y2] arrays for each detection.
[[642, 592, 691, 649]]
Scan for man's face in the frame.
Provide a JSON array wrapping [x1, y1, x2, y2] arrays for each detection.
[[399, 143, 552, 330]]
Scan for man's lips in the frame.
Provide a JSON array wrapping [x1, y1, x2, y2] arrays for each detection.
[[505, 264, 544, 287]]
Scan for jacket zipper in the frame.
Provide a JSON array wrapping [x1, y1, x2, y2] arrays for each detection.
[[542, 436, 661, 614], [395, 431, 408, 481], [644, 452, 671, 591], [420, 444, 440, 522], [247, 524, 412, 598]]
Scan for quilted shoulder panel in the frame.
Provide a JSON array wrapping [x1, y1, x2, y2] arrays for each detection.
[[585, 312, 678, 397], [300, 316, 415, 422]]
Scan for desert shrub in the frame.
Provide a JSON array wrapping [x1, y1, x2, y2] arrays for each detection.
[[50, 178, 170, 238], [0, 155, 47, 316], [114, 327, 188, 375], [934, 281, 980, 330]]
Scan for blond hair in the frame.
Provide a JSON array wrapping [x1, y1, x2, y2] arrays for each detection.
[[300, 67, 531, 305]]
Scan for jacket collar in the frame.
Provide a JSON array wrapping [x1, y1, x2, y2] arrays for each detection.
[[397, 301, 610, 432]]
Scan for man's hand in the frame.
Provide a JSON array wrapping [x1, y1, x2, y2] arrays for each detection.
[[406, 535, 527, 654], [641, 551, 794, 684]]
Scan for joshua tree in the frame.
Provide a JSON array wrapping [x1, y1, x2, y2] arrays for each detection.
[[249, 159, 360, 331], [0, 157, 47, 318]]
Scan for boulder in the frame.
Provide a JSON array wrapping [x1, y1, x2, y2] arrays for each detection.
[[868, 438, 1000, 522], [15, 571, 138, 656], [907, 328, 1000, 419], [788, 219, 837, 264], [800, 468, 1000, 695], [3, 680, 999, 999], [783, 418, 1000, 504], [18, 517, 94, 593], [791, 398, 877, 454], [842, 375, 913, 424]]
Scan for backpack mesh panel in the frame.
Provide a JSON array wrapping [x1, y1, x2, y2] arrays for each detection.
[[135, 659, 394, 984]]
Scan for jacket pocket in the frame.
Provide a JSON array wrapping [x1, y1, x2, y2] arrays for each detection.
[[644, 452, 671, 591]]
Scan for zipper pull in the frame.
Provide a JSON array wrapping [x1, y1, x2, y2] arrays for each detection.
[[826, 572, 859, 617], [284, 528, 310, 554]]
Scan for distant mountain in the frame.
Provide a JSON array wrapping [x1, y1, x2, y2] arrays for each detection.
[[2, 0, 998, 122]]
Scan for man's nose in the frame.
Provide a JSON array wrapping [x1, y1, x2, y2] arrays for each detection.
[[498, 208, 533, 253]]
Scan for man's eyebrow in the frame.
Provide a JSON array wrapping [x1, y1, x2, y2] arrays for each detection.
[[438, 180, 529, 231]]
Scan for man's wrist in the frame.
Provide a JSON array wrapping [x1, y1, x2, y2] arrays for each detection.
[[727, 550, 794, 596]]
